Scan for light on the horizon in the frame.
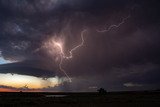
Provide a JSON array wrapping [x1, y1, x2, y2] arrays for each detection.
[[0, 73, 60, 89]]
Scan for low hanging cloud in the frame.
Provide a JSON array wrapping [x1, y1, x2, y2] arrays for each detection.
[[124, 82, 143, 87]]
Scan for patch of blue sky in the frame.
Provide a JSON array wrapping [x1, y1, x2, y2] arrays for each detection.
[[0, 57, 11, 64]]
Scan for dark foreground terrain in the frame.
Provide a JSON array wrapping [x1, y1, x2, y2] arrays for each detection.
[[0, 91, 160, 107]]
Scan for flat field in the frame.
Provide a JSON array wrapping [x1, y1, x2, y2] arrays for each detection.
[[0, 91, 160, 107]]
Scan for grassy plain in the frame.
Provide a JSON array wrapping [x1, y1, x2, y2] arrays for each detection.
[[0, 91, 160, 107]]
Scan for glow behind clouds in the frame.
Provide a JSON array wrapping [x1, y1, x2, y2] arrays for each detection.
[[0, 73, 60, 89]]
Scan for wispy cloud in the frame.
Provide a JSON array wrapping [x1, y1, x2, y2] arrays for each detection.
[[124, 82, 143, 87]]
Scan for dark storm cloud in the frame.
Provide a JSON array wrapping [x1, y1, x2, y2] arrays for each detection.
[[0, 0, 131, 73], [0, 62, 55, 77], [0, 0, 160, 91]]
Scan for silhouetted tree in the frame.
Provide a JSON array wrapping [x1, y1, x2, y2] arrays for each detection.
[[97, 88, 107, 94]]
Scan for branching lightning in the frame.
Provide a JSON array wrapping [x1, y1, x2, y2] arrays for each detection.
[[59, 14, 130, 81], [35, 15, 130, 83], [65, 29, 87, 59], [56, 15, 131, 82], [53, 29, 87, 82], [96, 15, 130, 33]]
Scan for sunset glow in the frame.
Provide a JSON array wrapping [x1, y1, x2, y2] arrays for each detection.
[[0, 73, 60, 90]]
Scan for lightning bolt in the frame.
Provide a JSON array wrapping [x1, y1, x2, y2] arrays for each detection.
[[96, 15, 130, 33], [34, 14, 130, 83], [64, 29, 87, 59], [59, 54, 72, 82], [54, 29, 87, 82]]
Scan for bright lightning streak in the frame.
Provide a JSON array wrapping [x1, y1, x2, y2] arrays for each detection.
[[96, 15, 130, 33], [53, 42, 63, 54], [54, 29, 87, 82], [53, 41, 72, 82], [35, 14, 130, 82], [65, 29, 87, 59], [59, 54, 72, 82]]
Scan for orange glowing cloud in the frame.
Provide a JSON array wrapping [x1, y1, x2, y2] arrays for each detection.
[[0, 73, 62, 90], [0, 88, 17, 92]]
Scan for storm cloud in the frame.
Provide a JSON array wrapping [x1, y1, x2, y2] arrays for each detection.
[[0, 0, 160, 91]]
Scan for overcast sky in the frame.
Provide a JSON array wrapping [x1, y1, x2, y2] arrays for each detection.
[[0, 0, 160, 92]]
